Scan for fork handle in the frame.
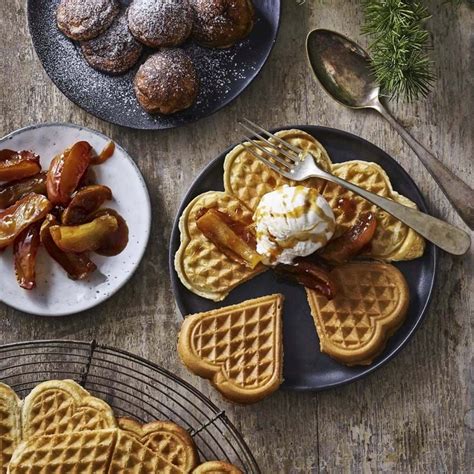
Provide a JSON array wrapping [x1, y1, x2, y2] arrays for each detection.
[[316, 171, 471, 255]]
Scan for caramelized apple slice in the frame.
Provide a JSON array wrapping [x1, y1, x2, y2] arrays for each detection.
[[196, 208, 262, 269], [46, 141, 93, 206], [318, 212, 377, 264], [50, 215, 118, 253], [0, 172, 47, 209], [0, 150, 41, 182], [40, 214, 96, 280], [275, 258, 335, 299], [0, 193, 52, 249], [91, 141, 115, 165], [90, 208, 129, 256], [62, 185, 112, 225], [14, 221, 42, 290]]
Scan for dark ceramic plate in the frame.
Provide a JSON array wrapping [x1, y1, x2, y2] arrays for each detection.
[[170, 126, 437, 391], [27, 0, 280, 130]]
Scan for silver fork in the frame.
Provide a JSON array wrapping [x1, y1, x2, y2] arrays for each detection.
[[238, 118, 470, 256]]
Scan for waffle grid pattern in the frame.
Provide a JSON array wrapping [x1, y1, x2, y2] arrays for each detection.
[[9, 430, 116, 474], [0, 393, 19, 472], [118, 417, 198, 473], [323, 161, 390, 232], [224, 143, 298, 211], [144, 432, 188, 471], [110, 432, 161, 473], [191, 301, 277, 389], [315, 269, 400, 349], [24, 389, 113, 439], [323, 161, 419, 259], [178, 192, 263, 300], [224, 130, 331, 211], [307, 262, 408, 367]]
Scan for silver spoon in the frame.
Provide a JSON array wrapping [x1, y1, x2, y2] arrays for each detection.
[[306, 28, 474, 230]]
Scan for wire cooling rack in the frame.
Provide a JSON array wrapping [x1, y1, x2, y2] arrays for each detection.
[[0, 339, 260, 473]]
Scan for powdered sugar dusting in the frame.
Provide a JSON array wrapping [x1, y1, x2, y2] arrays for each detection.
[[29, 0, 278, 129], [137, 49, 197, 96], [58, 0, 118, 20], [81, 9, 143, 73], [191, 0, 255, 47], [128, 0, 193, 47], [57, 0, 120, 39], [184, 40, 256, 109]]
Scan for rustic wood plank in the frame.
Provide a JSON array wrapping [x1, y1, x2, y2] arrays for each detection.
[[0, 0, 472, 472]]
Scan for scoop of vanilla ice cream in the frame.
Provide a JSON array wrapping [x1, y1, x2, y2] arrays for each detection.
[[254, 185, 335, 265]]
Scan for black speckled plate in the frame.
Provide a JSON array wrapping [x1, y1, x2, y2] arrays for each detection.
[[27, 0, 280, 130], [169, 126, 437, 391]]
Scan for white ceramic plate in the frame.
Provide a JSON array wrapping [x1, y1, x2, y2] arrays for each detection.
[[0, 123, 151, 316]]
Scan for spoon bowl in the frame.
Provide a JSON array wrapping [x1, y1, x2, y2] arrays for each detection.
[[306, 29, 379, 109]]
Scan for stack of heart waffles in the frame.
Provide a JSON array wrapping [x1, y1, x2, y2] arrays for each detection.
[[223, 130, 425, 261], [2, 379, 241, 473], [175, 129, 424, 302], [175, 129, 422, 391]]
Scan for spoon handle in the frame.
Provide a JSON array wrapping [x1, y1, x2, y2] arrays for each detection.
[[372, 101, 474, 229], [316, 170, 471, 255]]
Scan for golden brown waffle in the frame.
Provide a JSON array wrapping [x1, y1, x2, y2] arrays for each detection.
[[223, 129, 332, 211], [193, 460, 243, 473], [178, 294, 284, 404], [21, 380, 117, 440], [322, 161, 425, 260], [109, 429, 165, 473], [0, 383, 21, 473], [8, 429, 117, 474], [9, 426, 192, 473], [174, 191, 266, 302], [118, 417, 199, 472], [306, 262, 409, 366]]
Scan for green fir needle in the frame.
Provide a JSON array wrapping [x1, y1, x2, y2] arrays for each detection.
[[362, 0, 436, 102]]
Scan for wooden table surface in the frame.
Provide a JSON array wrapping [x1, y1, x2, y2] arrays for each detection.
[[1, 1, 472, 472]]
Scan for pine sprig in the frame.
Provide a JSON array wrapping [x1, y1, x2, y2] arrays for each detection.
[[362, 0, 435, 102]]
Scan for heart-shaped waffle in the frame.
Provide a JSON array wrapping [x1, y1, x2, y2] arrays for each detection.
[[21, 380, 117, 440], [223, 129, 331, 211], [178, 294, 284, 404], [174, 191, 266, 302], [0, 383, 21, 473], [193, 460, 243, 473], [117, 417, 199, 473], [306, 262, 409, 366]]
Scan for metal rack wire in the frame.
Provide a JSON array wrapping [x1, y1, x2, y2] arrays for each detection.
[[0, 339, 260, 473]]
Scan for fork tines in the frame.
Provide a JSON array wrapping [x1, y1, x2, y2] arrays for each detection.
[[237, 119, 303, 175]]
